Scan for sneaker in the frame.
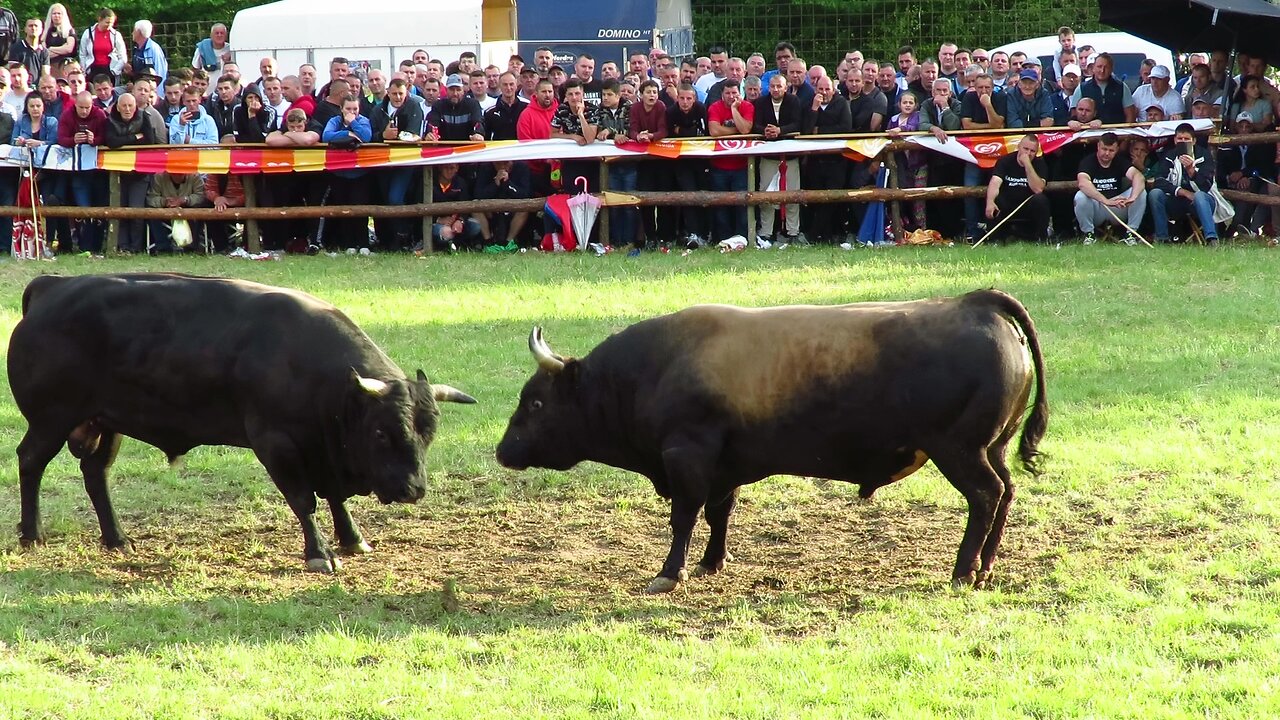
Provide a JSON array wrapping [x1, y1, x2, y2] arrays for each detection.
[[755, 235, 772, 250], [1082, 232, 1096, 245], [685, 233, 706, 249], [783, 232, 811, 247], [1121, 236, 1137, 246]]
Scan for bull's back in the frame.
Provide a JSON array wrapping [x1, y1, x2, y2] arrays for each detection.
[[10, 274, 389, 421], [643, 298, 1006, 417]]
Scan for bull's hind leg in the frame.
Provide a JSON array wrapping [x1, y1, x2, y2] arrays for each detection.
[[692, 486, 738, 578], [16, 428, 68, 547], [79, 429, 131, 550], [977, 446, 1017, 588], [329, 499, 373, 555], [929, 448, 1005, 590]]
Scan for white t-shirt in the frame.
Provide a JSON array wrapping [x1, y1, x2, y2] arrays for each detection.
[[1132, 84, 1185, 119]]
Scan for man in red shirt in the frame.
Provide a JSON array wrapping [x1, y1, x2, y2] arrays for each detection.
[[516, 78, 559, 196], [706, 80, 753, 241]]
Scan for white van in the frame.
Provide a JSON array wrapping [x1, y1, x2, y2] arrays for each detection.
[[990, 31, 1177, 85]]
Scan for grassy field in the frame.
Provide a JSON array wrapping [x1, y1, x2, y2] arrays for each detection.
[[1, 245, 1279, 718]]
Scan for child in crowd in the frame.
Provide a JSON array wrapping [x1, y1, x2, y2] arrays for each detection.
[[887, 92, 927, 231]]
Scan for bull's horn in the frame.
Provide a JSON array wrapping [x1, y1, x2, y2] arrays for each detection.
[[432, 384, 477, 404], [528, 326, 565, 373], [353, 371, 391, 396]]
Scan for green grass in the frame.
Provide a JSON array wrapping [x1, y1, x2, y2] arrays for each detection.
[[2, 245, 1280, 718]]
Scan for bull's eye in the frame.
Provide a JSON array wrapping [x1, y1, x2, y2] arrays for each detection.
[[531, 399, 543, 411], [374, 429, 389, 445]]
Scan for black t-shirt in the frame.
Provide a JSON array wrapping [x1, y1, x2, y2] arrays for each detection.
[[848, 89, 887, 132], [960, 91, 1008, 125], [993, 153, 1048, 204], [1078, 153, 1131, 198]]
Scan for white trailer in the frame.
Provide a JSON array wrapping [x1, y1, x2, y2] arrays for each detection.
[[230, 0, 517, 75]]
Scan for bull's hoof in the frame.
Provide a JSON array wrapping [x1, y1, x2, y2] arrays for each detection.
[[103, 539, 135, 555], [18, 536, 44, 551], [950, 573, 977, 592], [305, 556, 343, 574], [339, 541, 374, 555], [691, 551, 734, 578], [645, 568, 688, 594], [974, 569, 994, 590]]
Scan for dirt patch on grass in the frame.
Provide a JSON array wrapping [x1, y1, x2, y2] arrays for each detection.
[[0, 479, 1143, 636]]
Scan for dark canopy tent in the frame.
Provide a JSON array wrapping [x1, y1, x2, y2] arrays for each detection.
[[1098, 0, 1280, 125], [1098, 0, 1280, 66]]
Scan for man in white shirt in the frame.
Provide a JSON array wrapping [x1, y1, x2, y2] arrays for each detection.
[[1131, 65, 1184, 121]]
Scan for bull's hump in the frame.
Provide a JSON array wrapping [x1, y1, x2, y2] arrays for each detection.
[[683, 304, 910, 422]]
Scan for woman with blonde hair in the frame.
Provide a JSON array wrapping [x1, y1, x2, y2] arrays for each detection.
[[43, 3, 76, 74]]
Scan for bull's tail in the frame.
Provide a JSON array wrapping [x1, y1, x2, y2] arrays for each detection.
[[973, 289, 1048, 475]]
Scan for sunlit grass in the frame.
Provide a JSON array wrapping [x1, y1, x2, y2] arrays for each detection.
[[0, 246, 1279, 717]]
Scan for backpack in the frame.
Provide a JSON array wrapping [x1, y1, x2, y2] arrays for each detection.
[[0, 8, 17, 58]]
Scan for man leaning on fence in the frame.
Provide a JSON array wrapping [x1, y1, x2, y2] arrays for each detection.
[[752, 73, 804, 248]]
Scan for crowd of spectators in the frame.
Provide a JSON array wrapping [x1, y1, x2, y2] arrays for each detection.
[[2, 13, 1276, 255]]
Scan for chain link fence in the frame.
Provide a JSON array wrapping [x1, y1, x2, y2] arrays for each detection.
[[692, 0, 1104, 67], [154, 20, 225, 72]]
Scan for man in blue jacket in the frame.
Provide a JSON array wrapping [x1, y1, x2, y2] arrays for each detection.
[[1007, 69, 1054, 129]]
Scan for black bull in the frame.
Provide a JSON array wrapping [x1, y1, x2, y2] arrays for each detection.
[[8, 273, 475, 572], [497, 289, 1048, 592]]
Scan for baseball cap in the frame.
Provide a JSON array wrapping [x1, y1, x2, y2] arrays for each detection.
[[1149, 65, 1171, 80], [1018, 68, 1039, 81], [1021, 56, 1041, 67], [1062, 63, 1081, 77], [133, 63, 161, 82], [1146, 102, 1163, 110], [1192, 96, 1210, 105], [1235, 111, 1254, 122], [445, 73, 465, 88]]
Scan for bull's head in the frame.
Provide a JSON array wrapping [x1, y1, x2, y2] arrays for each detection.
[[496, 327, 589, 472], [348, 368, 475, 503]]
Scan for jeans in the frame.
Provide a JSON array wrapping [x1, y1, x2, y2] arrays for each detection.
[[1073, 189, 1147, 234], [708, 167, 747, 241], [1149, 187, 1217, 241], [69, 170, 106, 253], [376, 168, 415, 249], [963, 163, 989, 237], [608, 162, 638, 246]]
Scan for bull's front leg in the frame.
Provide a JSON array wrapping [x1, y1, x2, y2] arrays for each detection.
[[281, 490, 342, 573], [646, 435, 717, 594], [647, 493, 700, 594], [329, 498, 373, 555]]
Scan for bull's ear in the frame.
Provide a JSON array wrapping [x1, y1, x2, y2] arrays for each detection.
[[416, 369, 429, 384], [351, 368, 391, 397], [432, 384, 477, 404]]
